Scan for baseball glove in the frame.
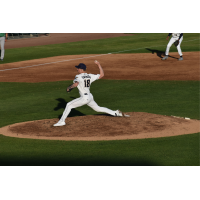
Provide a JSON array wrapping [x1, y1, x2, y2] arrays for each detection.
[[174, 40, 179, 47], [66, 84, 74, 93]]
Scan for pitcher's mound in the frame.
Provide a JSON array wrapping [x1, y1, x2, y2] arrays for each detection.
[[0, 112, 199, 141]]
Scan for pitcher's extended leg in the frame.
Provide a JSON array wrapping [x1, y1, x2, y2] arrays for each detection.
[[87, 99, 116, 116], [59, 97, 88, 122]]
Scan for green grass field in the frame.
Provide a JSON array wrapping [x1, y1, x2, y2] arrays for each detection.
[[0, 80, 199, 127], [0, 133, 198, 166], [1, 33, 199, 64], [0, 33, 199, 166]]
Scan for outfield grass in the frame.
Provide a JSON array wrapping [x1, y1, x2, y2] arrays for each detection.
[[0, 133, 198, 166], [1, 33, 199, 64]]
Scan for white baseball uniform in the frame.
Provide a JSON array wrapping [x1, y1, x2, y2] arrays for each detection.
[[165, 33, 183, 56], [58, 72, 117, 123], [0, 34, 6, 60]]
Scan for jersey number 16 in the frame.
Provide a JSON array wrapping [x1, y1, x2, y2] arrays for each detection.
[[84, 79, 90, 87]]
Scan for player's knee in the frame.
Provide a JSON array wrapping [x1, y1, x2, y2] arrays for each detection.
[[167, 44, 171, 49], [66, 103, 73, 109], [93, 108, 100, 112], [92, 107, 102, 112]]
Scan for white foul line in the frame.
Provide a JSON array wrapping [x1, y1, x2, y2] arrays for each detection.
[[0, 54, 108, 72], [0, 39, 198, 72]]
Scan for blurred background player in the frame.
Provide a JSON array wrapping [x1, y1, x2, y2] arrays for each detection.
[[162, 33, 183, 61], [0, 33, 8, 61]]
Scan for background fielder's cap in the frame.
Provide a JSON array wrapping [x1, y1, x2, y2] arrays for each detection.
[[75, 63, 86, 70]]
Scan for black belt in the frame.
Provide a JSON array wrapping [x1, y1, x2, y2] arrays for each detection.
[[84, 93, 88, 95]]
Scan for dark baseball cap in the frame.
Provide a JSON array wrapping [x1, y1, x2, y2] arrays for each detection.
[[75, 63, 86, 70]]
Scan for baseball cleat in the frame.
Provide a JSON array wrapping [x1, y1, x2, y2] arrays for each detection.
[[53, 121, 66, 127], [162, 56, 168, 60], [178, 57, 183, 61], [115, 110, 124, 117], [162, 55, 168, 60]]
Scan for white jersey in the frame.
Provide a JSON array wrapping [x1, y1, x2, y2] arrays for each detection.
[[172, 33, 181, 38], [73, 73, 100, 96]]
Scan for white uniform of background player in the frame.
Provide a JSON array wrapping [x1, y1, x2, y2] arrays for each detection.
[[54, 60, 123, 127], [162, 33, 183, 61], [0, 33, 8, 61]]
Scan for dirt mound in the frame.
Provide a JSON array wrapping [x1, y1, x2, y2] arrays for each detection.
[[0, 112, 199, 141]]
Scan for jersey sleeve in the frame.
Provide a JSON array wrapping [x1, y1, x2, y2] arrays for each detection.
[[90, 74, 100, 83], [73, 75, 80, 83], [179, 33, 183, 39]]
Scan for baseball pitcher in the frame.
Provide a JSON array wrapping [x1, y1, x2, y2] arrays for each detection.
[[54, 60, 124, 127]]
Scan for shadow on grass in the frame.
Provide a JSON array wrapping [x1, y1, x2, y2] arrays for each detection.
[[0, 156, 159, 166], [146, 48, 178, 60], [54, 98, 85, 119]]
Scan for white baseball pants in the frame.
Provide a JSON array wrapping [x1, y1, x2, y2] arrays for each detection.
[[165, 36, 183, 56], [59, 93, 116, 122], [0, 37, 5, 60]]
